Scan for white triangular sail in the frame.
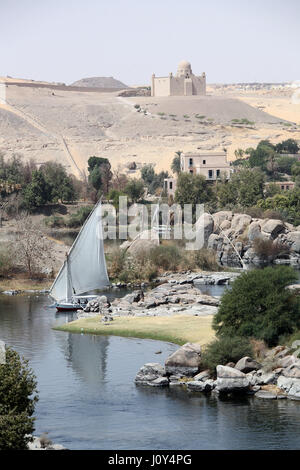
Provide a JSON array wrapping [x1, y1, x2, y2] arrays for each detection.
[[49, 200, 109, 302]]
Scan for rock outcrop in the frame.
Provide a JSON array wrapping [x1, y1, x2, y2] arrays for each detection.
[[165, 343, 202, 376], [216, 365, 250, 394], [135, 363, 167, 386], [235, 356, 261, 373], [77, 282, 221, 319], [201, 212, 300, 268], [134, 344, 300, 401]]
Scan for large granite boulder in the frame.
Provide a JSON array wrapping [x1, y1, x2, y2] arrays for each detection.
[[247, 222, 262, 242], [147, 377, 169, 387], [213, 211, 233, 233], [187, 380, 214, 393], [235, 357, 261, 373], [195, 213, 214, 245], [123, 229, 159, 255], [193, 370, 211, 382], [207, 233, 221, 251], [277, 376, 300, 399], [216, 365, 250, 394], [286, 231, 300, 253], [0, 340, 6, 364], [231, 214, 252, 236], [260, 219, 285, 239], [135, 363, 166, 385], [281, 363, 300, 379], [277, 355, 297, 369], [165, 343, 202, 376]]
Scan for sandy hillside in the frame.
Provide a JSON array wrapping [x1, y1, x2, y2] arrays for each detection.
[[0, 82, 299, 177]]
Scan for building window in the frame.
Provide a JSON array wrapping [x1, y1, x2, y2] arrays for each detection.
[[169, 182, 173, 190], [286, 185, 290, 190], [281, 185, 284, 190], [216, 169, 220, 178], [190, 170, 193, 174], [189, 158, 193, 167], [203, 160, 206, 164], [208, 170, 214, 179]]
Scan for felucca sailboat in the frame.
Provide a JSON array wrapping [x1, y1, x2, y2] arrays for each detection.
[[49, 199, 110, 311]]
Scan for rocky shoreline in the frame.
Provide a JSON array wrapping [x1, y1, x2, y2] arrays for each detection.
[[28, 434, 66, 450], [76, 271, 240, 320], [0, 271, 240, 297], [134, 342, 300, 401], [1, 289, 50, 296]]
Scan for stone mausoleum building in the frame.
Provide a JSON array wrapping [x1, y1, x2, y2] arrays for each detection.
[[164, 151, 233, 197], [151, 60, 206, 97]]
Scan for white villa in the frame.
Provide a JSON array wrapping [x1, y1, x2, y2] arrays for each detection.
[[164, 151, 233, 197]]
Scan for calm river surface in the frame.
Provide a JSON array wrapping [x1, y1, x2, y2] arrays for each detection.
[[0, 290, 300, 450]]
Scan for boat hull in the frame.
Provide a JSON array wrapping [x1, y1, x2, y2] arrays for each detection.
[[55, 303, 83, 312], [54, 295, 98, 312]]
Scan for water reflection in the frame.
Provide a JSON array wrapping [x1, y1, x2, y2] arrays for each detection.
[[56, 332, 109, 385]]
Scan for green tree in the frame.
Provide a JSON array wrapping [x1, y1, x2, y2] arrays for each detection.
[[247, 140, 276, 172], [87, 156, 110, 173], [257, 188, 300, 225], [108, 188, 126, 209], [0, 154, 26, 185], [40, 162, 76, 203], [276, 139, 299, 154], [216, 168, 264, 208], [291, 161, 300, 179], [276, 156, 298, 175], [87, 157, 112, 194], [23, 170, 50, 210], [141, 164, 155, 186], [141, 165, 169, 195], [171, 151, 182, 175], [124, 178, 145, 203], [264, 182, 281, 198], [175, 173, 214, 208], [213, 266, 300, 346], [0, 346, 39, 450]]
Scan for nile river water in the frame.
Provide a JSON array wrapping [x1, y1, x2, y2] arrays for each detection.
[[0, 291, 300, 450]]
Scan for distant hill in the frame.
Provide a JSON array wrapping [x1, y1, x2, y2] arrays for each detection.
[[71, 76, 128, 89]]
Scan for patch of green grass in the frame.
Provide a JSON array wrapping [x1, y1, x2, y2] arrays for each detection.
[[231, 118, 255, 126], [54, 315, 215, 346]]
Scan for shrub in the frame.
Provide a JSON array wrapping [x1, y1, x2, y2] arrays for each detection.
[[107, 248, 128, 280], [213, 266, 300, 346], [201, 336, 254, 373], [0, 245, 14, 277], [66, 206, 92, 228], [44, 215, 65, 228], [0, 346, 38, 450], [253, 238, 290, 259], [149, 245, 181, 271], [189, 248, 220, 271]]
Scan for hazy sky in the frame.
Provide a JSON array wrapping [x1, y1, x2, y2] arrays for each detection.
[[1, 0, 300, 85]]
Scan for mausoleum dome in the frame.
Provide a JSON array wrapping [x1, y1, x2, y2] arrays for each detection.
[[176, 60, 192, 77]]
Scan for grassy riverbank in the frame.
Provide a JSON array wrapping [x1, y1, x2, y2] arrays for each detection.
[[54, 314, 215, 345], [0, 277, 51, 292]]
